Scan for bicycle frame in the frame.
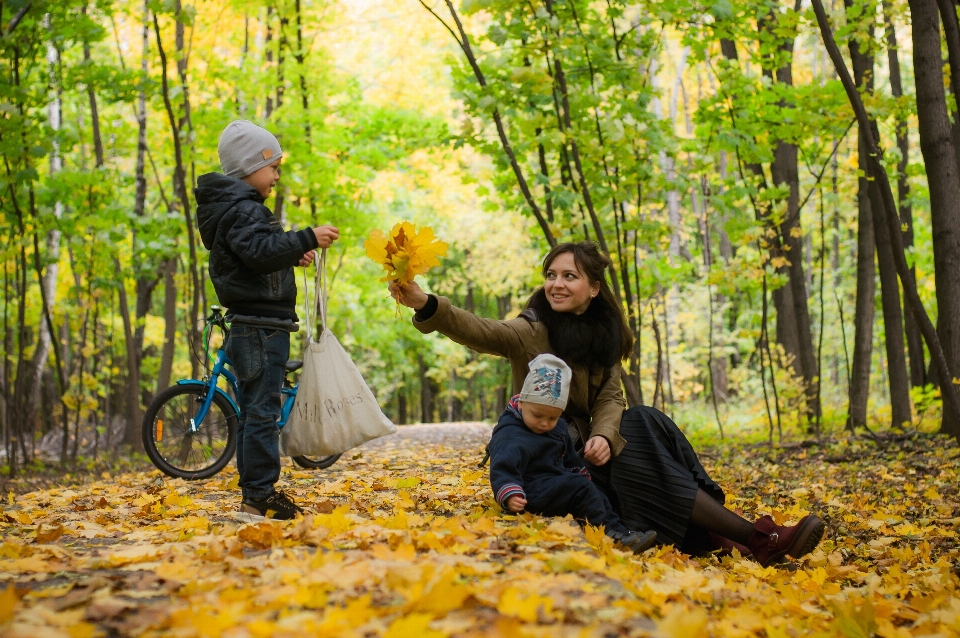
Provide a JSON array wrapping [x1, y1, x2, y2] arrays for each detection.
[[177, 348, 298, 432]]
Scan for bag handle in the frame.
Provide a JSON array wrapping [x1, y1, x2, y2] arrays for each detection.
[[302, 248, 328, 342]]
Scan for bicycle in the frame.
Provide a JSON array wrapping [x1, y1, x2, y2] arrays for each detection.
[[141, 305, 341, 480]]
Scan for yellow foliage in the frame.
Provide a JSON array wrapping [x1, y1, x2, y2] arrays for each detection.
[[364, 222, 448, 284]]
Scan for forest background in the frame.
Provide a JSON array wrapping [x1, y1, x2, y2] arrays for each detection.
[[3, 0, 960, 474]]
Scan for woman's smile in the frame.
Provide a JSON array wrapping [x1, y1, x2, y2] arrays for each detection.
[[544, 252, 599, 315]]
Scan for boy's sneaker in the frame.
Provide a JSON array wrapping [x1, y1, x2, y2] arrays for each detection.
[[240, 490, 303, 520], [607, 528, 657, 553]]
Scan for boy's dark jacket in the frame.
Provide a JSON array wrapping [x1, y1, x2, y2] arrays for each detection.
[[488, 398, 591, 510], [195, 173, 318, 319]]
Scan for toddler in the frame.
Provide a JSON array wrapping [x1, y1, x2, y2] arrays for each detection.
[[488, 354, 657, 553]]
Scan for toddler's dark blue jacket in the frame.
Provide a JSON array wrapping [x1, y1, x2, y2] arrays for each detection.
[[488, 399, 591, 511]]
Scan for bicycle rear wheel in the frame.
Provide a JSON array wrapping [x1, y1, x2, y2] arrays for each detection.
[[142, 385, 237, 480], [292, 454, 342, 470]]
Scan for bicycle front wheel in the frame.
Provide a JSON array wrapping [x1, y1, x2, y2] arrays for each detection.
[[142, 385, 238, 480]]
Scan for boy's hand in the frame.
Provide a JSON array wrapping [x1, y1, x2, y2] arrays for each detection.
[[313, 225, 339, 248], [298, 250, 316, 267], [506, 495, 527, 513]]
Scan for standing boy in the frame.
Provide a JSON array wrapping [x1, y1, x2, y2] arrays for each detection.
[[489, 354, 657, 553], [196, 120, 338, 519]]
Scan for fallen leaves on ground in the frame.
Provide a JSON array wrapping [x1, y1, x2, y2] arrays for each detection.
[[0, 425, 958, 637]]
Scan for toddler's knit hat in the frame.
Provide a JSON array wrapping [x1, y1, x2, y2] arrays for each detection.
[[519, 354, 571, 410], [217, 120, 283, 178]]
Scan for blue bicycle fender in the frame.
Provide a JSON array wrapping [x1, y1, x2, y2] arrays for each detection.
[[175, 379, 241, 417]]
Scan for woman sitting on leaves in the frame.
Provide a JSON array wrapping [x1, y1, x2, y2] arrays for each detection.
[[390, 241, 824, 567]]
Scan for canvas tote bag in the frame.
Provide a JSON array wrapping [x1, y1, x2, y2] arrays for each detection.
[[280, 250, 396, 457]]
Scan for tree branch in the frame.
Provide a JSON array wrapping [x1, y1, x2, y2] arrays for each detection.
[[420, 0, 556, 247], [4, 2, 32, 37]]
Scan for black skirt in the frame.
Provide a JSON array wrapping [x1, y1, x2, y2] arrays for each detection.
[[598, 406, 725, 550]]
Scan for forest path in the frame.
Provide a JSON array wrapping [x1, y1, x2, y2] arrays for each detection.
[[357, 421, 492, 449]]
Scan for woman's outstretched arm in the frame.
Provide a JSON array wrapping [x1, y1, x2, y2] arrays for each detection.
[[390, 281, 537, 360]]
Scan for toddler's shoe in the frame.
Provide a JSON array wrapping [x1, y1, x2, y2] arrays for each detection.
[[607, 527, 657, 553], [240, 490, 303, 520]]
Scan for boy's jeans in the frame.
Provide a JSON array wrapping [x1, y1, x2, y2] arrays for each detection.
[[225, 324, 290, 501]]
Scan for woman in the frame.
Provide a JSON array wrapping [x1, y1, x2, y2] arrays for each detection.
[[390, 241, 824, 567]]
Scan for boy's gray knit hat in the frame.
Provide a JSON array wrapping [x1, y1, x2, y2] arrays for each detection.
[[519, 354, 571, 410], [218, 120, 283, 178]]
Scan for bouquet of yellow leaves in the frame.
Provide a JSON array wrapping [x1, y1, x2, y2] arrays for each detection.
[[364, 222, 449, 285]]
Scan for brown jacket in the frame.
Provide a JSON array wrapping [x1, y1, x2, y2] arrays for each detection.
[[413, 295, 628, 456]]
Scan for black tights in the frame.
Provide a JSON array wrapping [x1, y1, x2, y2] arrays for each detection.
[[689, 489, 755, 544]]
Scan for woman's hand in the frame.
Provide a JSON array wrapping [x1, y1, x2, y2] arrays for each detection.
[[583, 436, 611, 466], [506, 494, 527, 513], [389, 280, 428, 310], [298, 250, 316, 267]]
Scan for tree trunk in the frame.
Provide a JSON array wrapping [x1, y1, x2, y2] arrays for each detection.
[[154, 9, 202, 380], [156, 260, 177, 394], [397, 381, 407, 425], [846, 4, 913, 428], [450, 370, 463, 422], [884, 0, 926, 387], [869, 172, 913, 427], [116, 258, 143, 450], [762, 6, 820, 424], [27, 19, 65, 436], [849, 134, 876, 430], [722, 28, 818, 419], [264, 6, 275, 118], [935, 0, 960, 171], [134, 0, 159, 405], [910, 0, 960, 434], [418, 354, 435, 423]]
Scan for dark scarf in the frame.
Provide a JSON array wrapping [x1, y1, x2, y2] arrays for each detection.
[[526, 289, 621, 369]]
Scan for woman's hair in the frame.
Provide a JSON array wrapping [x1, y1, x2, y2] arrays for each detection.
[[540, 241, 635, 362]]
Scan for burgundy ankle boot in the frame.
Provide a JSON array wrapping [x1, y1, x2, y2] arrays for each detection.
[[746, 514, 825, 567], [708, 532, 753, 558]]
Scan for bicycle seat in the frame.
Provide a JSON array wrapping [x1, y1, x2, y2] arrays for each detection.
[[285, 360, 303, 372]]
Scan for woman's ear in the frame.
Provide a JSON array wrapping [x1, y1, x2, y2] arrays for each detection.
[[590, 282, 600, 298]]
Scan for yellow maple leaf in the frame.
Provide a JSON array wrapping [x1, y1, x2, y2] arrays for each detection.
[[34, 523, 65, 544], [7, 510, 32, 525], [237, 521, 285, 548], [67, 622, 99, 638], [657, 603, 708, 637], [497, 587, 556, 623], [364, 222, 448, 285], [384, 612, 448, 638], [0, 584, 19, 624]]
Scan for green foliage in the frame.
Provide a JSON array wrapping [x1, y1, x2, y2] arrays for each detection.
[[0, 0, 947, 471]]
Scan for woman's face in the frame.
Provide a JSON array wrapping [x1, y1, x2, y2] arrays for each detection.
[[544, 252, 600, 315]]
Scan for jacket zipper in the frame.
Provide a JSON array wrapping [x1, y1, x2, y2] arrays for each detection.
[[271, 271, 280, 298]]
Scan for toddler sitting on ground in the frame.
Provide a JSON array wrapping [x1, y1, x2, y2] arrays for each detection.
[[488, 354, 657, 553]]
